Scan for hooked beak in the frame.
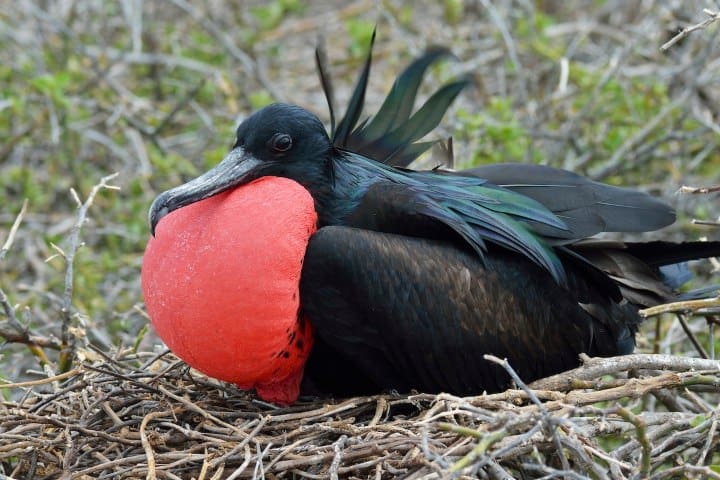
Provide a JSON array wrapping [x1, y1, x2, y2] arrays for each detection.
[[148, 147, 262, 235]]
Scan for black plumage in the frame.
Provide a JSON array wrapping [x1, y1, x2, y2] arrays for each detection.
[[148, 36, 720, 398], [300, 227, 640, 395]]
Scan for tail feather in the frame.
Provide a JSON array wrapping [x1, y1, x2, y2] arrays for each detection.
[[571, 240, 720, 307], [618, 240, 720, 267], [676, 284, 720, 300]]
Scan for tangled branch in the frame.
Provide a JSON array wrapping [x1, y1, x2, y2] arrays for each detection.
[[1, 352, 718, 479]]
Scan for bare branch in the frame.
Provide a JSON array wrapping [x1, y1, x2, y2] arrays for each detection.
[[640, 297, 720, 318], [661, 9, 720, 51], [613, 406, 650, 476], [530, 354, 720, 391], [0, 199, 28, 261], [0, 325, 61, 351], [58, 173, 120, 373], [679, 185, 720, 194], [675, 313, 709, 359]]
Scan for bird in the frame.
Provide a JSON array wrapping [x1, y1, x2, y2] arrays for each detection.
[[142, 33, 720, 404]]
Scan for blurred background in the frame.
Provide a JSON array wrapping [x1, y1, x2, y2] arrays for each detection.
[[1, 0, 719, 384]]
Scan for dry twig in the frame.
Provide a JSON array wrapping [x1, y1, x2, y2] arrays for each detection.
[[1, 351, 717, 478], [661, 9, 720, 51], [56, 173, 120, 373]]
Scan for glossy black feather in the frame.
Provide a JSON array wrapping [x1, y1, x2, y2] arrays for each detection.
[[314, 36, 336, 138], [607, 240, 720, 267], [460, 163, 675, 240], [570, 240, 720, 305], [323, 31, 467, 166], [333, 29, 376, 148], [329, 153, 570, 283], [364, 78, 469, 165], [299, 227, 641, 395], [323, 42, 674, 240], [300, 229, 720, 396], [360, 47, 453, 141]]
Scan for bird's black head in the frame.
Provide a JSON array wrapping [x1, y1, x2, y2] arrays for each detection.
[[149, 103, 333, 235]]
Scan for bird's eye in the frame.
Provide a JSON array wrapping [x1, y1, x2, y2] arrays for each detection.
[[269, 133, 293, 153]]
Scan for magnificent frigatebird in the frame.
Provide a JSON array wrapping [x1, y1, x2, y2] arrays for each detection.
[[142, 35, 720, 404]]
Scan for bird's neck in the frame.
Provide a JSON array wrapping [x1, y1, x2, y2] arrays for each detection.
[[314, 152, 385, 226]]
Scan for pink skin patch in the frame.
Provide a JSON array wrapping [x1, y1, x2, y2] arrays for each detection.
[[142, 176, 317, 404]]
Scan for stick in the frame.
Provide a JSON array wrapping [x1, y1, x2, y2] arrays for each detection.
[[58, 173, 120, 372], [661, 9, 720, 51]]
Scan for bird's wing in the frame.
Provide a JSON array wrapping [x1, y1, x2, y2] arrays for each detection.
[[317, 30, 467, 166], [344, 174, 569, 284], [456, 163, 676, 239], [299, 226, 638, 396]]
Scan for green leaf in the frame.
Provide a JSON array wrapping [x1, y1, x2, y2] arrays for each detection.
[[249, 90, 274, 110], [689, 414, 708, 427], [250, 3, 284, 30], [133, 324, 149, 354], [443, 0, 463, 24], [30, 72, 71, 108], [250, 0, 303, 30], [345, 19, 375, 58]]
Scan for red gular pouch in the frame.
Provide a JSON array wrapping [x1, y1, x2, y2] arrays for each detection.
[[142, 176, 317, 404]]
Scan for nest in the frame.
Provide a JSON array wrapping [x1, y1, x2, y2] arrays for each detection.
[[1, 351, 719, 479]]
